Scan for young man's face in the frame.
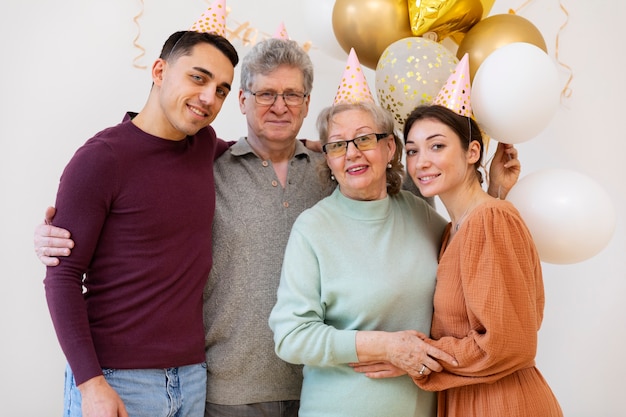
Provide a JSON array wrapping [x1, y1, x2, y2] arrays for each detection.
[[154, 42, 235, 140]]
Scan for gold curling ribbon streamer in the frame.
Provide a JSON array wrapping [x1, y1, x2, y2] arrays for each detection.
[[130, 0, 313, 60], [509, 0, 533, 14], [555, 1, 573, 101], [226, 17, 313, 52], [227, 20, 259, 46], [132, 0, 147, 70], [511, 1, 573, 102], [200, 1, 313, 52]]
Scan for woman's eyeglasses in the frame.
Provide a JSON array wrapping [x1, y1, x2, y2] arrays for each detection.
[[322, 133, 390, 158]]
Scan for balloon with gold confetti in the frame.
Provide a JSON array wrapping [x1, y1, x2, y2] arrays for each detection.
[[375, 36, 458, 133]]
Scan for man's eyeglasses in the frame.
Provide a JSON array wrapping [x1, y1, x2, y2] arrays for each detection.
[[322, 133, 390, 158], [248, 91, 308, 106]]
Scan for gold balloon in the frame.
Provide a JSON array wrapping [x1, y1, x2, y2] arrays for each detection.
[[479, 0, 496, 18], [332, 0, 414, 69], [457, 13, 548, 81], [409, 0, 496, 43]]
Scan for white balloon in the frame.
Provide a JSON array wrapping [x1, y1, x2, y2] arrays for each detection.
[[472, 42, 560, 144], [506, 169, 616, 265], [302, 0, 346, 61]]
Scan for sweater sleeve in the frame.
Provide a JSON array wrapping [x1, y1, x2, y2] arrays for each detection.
[[415, 204, 544, 391], [268, 220, 358, 366], [43, 139, 118, 386], [214, 137, 235, 160]]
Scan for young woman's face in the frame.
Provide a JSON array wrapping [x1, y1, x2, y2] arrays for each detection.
[[404, 117, 477, 199]]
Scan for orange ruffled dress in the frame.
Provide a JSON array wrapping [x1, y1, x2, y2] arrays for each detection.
[[413, 199, 563, 417]]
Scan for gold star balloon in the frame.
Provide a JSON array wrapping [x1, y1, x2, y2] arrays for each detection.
[[409, 0, 495, 44]]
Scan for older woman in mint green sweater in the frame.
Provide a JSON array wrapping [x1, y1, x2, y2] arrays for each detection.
[[269, 101, 457, 417]]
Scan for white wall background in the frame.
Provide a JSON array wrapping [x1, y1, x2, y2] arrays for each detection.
[[1, 1, 624, 416]]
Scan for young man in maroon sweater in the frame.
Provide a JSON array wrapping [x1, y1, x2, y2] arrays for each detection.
[[41, 30, 238, 417]]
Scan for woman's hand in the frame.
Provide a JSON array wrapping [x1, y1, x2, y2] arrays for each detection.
[[349, 361, 406, 378], [355, 330, 457, 380], [487, 142, 521, 199], [385, 330, 457, 379]]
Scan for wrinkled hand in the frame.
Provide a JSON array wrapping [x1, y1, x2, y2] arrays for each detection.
[[487, 142, 521, 199], [79, 376, 129, 417], [34, 206, 74, 266], [349, 360, 407, 378], [383, 330, 457, 379]]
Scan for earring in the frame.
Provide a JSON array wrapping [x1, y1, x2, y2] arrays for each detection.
[[331, 174, 336, 181], [387, 162, 392, 169]]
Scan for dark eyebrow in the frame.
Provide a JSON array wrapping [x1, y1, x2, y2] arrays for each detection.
[[405, 133, 442, 145], [192, 66, 232, 92]]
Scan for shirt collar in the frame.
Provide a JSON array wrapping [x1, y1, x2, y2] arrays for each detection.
[[229, 137, 313, 162]]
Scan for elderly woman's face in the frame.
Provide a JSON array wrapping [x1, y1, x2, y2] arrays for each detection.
[[324, 109, 395, 201]]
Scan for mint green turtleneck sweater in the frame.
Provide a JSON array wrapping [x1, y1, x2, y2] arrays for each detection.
[[269, 188, 447, 417]]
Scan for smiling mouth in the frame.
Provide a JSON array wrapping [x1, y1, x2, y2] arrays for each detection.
[[188, 105, 208, 118], [419, 174, 440, 182], [347, 166, 367, 173]]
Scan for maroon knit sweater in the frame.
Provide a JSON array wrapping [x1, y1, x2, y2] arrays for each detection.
[[44, 117, 228, 385]]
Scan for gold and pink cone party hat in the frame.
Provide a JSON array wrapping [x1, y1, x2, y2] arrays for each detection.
[[333, 48, 374, 105], [189, 0, 227, 36], [433, 53, 472, 117], [273, 22, 289, 40]]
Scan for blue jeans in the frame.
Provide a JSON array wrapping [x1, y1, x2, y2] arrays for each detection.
[[204, 401, 299, 417], [64, 363, 207, 417]]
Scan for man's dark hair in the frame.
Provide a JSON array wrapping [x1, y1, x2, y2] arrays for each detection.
[[160, 31, 239, 67]]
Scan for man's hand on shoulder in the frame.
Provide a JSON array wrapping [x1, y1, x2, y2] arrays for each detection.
[[34, 206, 75, 266], [302, 139, 322, 153]]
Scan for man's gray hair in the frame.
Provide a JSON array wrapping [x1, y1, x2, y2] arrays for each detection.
[[240, 38, 314, 94]]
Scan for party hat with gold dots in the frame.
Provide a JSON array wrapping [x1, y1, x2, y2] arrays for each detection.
[[273, 22, 289, 40], [333, 48, 374, 105], [189, 0, 227, 36], [434, 53, 472, 117]]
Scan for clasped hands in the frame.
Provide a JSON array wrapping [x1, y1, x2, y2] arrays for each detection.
[[351, 330, 457, 380]]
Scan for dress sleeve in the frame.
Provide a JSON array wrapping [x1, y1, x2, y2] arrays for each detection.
[[268, 220, 358, 366], [415, 204, 545, 391]]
